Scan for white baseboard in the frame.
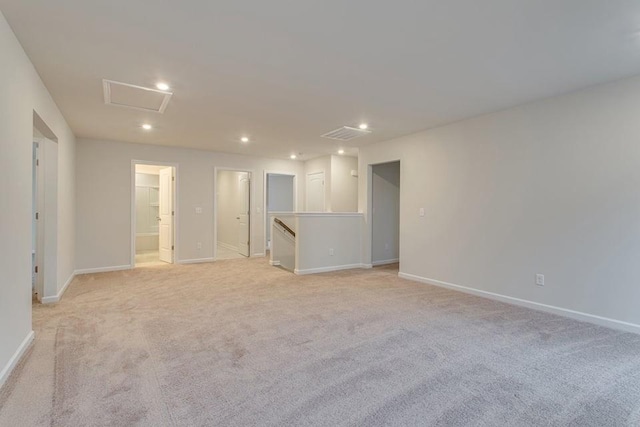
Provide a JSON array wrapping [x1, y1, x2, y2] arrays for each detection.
[[177, 258, 214, 265], [252, 253, 265, 257], [295, 263, 368, 275], [269, 260, 281, 266], [41, 271, 75, 304], [74, 265, 132, 275], [372, 258, 399, 266], [361, 264, 373, 269], [398, 272, 640, 335], [217, 242, 238, 252], [0, 331, 35, 390]]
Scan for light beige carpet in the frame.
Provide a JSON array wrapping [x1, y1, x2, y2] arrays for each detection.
[[1, 258, 640, 426]]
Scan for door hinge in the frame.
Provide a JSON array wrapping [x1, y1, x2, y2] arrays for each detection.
[[172, 176, 175, 181], [35, 212, 39, 220], [172, 211, 175, 216], [36, 159, 39, 166], [35, 266, 38, 273], [172, 245, 174, 250]]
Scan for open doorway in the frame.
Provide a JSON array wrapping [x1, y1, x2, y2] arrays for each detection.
[[133, 163, 176, 267], [264, 172, 295, 251], [32, 113, 58, 303], [371, 161, 400, 269], [215, 169, 251, 260]]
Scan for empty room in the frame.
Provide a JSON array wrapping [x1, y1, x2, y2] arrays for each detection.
[[2, 1, 640, 426]]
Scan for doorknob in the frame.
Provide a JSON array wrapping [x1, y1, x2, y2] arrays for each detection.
[[157, 217, 161, 221], [236, 217, 240, 219]]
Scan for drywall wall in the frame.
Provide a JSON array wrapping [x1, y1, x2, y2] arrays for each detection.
[[216, 170, 248, 250], [371, 162, 400, 265], [294, 213, 364, 274], [0, 11, 76, 387], [304, 155, 358, 212], [76, 138, 304, 270], [359, 74, 640, 329], [330, 155, 358, 212], [266, 174, 295, 244]]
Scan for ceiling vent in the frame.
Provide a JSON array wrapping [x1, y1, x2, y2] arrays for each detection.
[[321, 126, 371, 141], [103, 79, 173, 113]]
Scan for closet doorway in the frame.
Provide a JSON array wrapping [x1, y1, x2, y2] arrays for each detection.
[[132, 163, 176, 267]]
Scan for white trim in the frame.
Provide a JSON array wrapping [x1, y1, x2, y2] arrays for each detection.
[[253, 253, 265, 257], [75, 265, 132, 275], [294, 263, 368, 275], [269, 260, 281, 266], [398, 272, 640, 335], [372, 258, 399, 266], [0, 331, 35, 390], [41, 271, 75, 304], [217, 241, 238, 252], [361, 264, 373, 269], [177, 258, 214, 265]]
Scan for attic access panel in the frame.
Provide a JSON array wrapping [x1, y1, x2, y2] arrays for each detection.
[[103, 80, 173, 113]]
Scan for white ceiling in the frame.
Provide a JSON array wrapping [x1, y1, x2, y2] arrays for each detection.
[[3, 0, 640, 160]]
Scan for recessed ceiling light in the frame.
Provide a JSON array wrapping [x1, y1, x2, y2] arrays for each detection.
[[142, 123, 152, 130], [290, 154, 297, 159], [241, 136, 249, 143], [156, 82, 170, 91], [359, 123, 369, 130], [338, 149, 345, 154]]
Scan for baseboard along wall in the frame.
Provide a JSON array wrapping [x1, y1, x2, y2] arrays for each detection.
[[398, 272, 640, 335], [0, 331, 34, 390]]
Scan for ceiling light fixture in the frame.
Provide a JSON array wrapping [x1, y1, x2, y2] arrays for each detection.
[[338, 149, 345, 154], [359, 123, 369, 130], [156, 82, 170, 91], [241, 136, 249, 143], [142, 123, 152, 130], [290, 154, 297, 159]]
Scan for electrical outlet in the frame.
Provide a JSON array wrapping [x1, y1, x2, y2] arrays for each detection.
[[419, 207, 425, 217], [195, 207, 202, 214], [197, 242, 202, 250], [329, 248, 334, 256], [535, 274, 544, 286]]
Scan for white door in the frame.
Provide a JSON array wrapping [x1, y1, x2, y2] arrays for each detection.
[[306, 171, 325, 211], [238, 173, 250, 257], [159, 167, 174, 263]]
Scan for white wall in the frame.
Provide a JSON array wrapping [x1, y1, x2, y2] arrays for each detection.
[[76, 138, 304, 269], [371, 161, 400, 265], [330, 155, 358, 212], [0, 11, 76, 386], [294, 213, 364, 274], [216, 170, 248, 250], [359, 74, 640, 330]]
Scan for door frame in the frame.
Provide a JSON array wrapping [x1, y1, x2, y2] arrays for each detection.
[[214, 167, 254, 260], [367, 160, 401, 267], [263, 170, 297, 253], [130, 160, 179, 267]]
